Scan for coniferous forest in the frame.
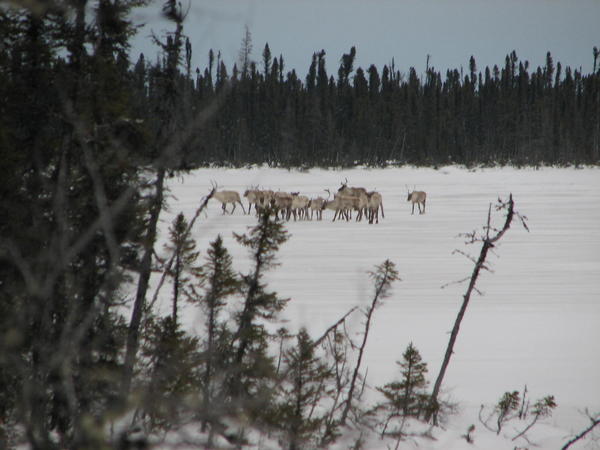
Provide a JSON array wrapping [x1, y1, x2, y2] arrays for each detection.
[[1, 1, 599, 449], [2, 4, 600, 170]]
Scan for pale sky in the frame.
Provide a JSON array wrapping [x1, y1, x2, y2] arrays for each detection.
[[130, 0, 600, 77]]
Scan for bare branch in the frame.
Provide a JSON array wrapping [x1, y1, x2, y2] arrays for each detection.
[[312, 306, 358, 349], [452, 248, 479, 265], [561, 411, 600, 450], [440, 276, 471, 289]]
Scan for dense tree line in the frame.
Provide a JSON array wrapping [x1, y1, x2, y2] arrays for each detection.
[[135, 43, 600, 167], [3, 6, 600, 169]]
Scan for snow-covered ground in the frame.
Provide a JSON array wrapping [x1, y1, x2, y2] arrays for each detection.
[[154, 166, 600, 449]]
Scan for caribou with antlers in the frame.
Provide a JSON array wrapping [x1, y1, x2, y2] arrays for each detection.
[[337, 178, 370, 221]]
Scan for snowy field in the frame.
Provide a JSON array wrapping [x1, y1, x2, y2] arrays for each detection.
[[153, 166, 600, 449]]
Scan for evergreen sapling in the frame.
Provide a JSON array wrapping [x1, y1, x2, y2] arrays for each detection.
[[376, 342, 430, 438]]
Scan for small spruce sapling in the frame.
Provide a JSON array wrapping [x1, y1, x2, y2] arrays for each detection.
[[163, 212, 200, 323], [140, 316, 202, 431], [376, 343, 430, 438], [495, 391, 520, 434], [185, 235, 240, 433], [479, 389, 555, 440], [276, 328, 334, 450]]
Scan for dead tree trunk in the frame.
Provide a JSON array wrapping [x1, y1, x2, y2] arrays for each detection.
[[427, 194, 525, 424], [122, 168, 166, 398]]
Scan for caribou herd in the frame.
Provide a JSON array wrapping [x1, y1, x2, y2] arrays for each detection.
[[212, 179, 426, 224]]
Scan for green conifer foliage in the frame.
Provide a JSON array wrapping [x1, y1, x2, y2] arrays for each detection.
[[185, 235, 239, 433], [0, 2, 149, 447], [140, 316, 202, 431], [276, 328, 334, 450], [163, 212, 200, 322], [376, 342, 430, 436], [228, 210, 290, 418], [495, 391, 521, 434]]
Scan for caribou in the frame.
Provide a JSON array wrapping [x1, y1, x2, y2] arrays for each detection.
[[260, 190, 275, 210], [406, 186, 427, 215], [272, 191, 293, 220], [214, 190, 246, 214], [337, 179, 371, 221], [243, 188, 262, 214], [337, 178, 368, 197], [290, 192, 310, 221], [351, 192, 369, 222], [366, 191, 384, 224], [210, 181, 388, 223], [243, 188, 277, 215], [308, 196, 326, 220], [323, 190, 357, 222]]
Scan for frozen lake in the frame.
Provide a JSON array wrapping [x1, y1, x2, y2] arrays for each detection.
[[154, 166, 600, 421]]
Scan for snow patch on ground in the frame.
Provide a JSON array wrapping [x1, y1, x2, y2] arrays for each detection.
[[149, 166, 600, 449]]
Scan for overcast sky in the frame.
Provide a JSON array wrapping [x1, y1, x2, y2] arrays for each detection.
[[129, 0, 600, 78]]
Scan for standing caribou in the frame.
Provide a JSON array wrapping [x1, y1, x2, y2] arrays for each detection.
[[308, 196, 326, 220], [213, 190, 246, 214], [336, 179, 368, 221], [243, 188, 261, 214], [290, 192, 310, 221], [337, 178, 368, 196], [323, 193, 356, 222], [406, 186, 427, 214], [366, 191, 384, 224], [324, 184, 380, 224], [210, 180, 388, 222], [335, 179, 384, 224], [272, 191, 293, 220]]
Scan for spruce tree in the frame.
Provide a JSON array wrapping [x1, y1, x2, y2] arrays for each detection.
[[140, 316, 202, 431], [239, 25, 253, 79], [494, 390, 521, 434], [185, 235, 239, 433], [376, 342, 429, 432], [163, 212, 200, 323], [262, 42, 272, 79], [228, 210, 290, 419], [276, 328, 334, 450]]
